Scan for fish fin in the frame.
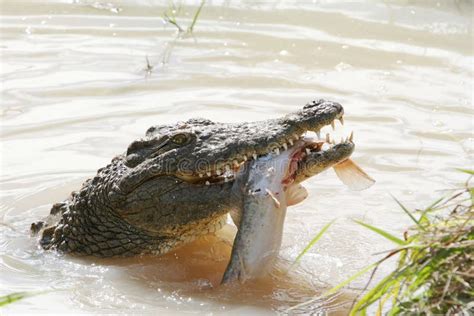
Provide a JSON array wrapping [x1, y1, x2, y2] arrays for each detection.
[[286, 184, 308, 206], [333, 159, 375, 191]]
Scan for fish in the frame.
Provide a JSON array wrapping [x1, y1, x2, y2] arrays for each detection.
[[222, 148, 309, 284], [222, 138, 375, 284]]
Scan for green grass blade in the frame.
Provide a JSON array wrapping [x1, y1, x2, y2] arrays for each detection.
[[293, 219, 336, 265], [418, 196, 444, 224], [164, 14, 184, 32], [324, 261, 380, 297], [456, 168, 474, 175], [391, 195, 425, 230], [350, 273, 398, 314], [0, 292, 36, 307], [425, 196, 445, 212], [287, 261, 379, 312], [187, 0, 205, 33], [353, 219, 407, 245]]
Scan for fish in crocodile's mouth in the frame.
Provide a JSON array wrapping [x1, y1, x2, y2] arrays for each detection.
[[222, 128, 375, 284], [177, 114, 352, 186], [185, 128, 373, 192]]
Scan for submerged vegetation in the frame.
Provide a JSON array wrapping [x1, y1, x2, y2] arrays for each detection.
[[163, 0, 206, 34], [145, 0, 206, 73], [290, 169, 473, 314]]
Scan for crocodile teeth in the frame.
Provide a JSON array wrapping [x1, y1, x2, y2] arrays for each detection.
[[243, 155, 248, 161], [216, 169, 222, 176], [331, 139, 336, 145], [233, 160, 239, 167], [316, 130, 321, 139], [252, 153, 258, 160], [282, 143, 288, 151], [305, 148, 311, 155], [206, 172, 211, 177], [326, 133, 331, 143], [339, 117, 344, 125], [225, 165, 231, 172], [349, 131, 354, 142], [331, 121, 335, 130], [288, 139, 294, 146], [274, 148, 280, 155], [205, 181, 210, 185], [293, 134, 299, 140], [224, 177, 229, 182], [199, 173, 204, 178], [340, 137, 344, 143]]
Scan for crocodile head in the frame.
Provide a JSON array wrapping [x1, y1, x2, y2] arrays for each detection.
[[118, 99, 350, 192], [35, 99, 355, 257]]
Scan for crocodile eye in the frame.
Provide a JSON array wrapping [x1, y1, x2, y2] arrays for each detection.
[[171, 133, 189, 145]]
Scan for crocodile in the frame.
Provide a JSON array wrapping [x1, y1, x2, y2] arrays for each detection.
[[31, 99, 355, 258]]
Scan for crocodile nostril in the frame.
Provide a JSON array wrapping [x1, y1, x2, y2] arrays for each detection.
[[333, 102, 344, 116], [303, 99, 326, 109]]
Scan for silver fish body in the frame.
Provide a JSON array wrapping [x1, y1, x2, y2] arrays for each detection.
[[222, 152, 291, 284]]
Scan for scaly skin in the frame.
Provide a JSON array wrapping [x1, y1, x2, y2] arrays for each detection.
[[31, 100, 349, 257]]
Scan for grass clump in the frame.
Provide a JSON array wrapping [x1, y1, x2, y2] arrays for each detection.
[[351, 184, 473, 315], [145, 1, 206, 74], [289, 170, 473, 314], [163, 0, 206, 34]]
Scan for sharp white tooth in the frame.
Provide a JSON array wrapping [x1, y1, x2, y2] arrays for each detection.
[[233, 160, 239, 167], [316, 130, 321, 139], [216, 169, 222, 176], [331, 139, 336, 145], [326, 133, 330, 143], [252, 153, 258, 160], [224, 177, 229, 182], [206, 172, 211, 177], [339, 116, 344, 125], [274, 148, 280, 155], [349, 131, 354, 142], [331, 121, 335, 130], [288, 139, 294, 146], [243, 155, 248, 161], [205, 181, 210, 185], [305, 148, 311, 155], [340, 137, 344, 143], [283, 143, 288, 151], [225, 165, 231, 172], [199, 173, 204, 178], [293, 134, 299, 140]]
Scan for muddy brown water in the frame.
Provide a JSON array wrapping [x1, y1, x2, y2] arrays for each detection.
[[1, 0, 472, 314]]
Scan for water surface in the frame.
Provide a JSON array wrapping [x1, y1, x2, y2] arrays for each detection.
[[1, 0, 473, 314]]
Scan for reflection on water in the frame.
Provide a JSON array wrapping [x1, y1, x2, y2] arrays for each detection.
[[1, 0, 472, 314]]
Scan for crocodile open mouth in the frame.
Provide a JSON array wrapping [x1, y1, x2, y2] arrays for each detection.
[[177, 115, 353, 186]]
